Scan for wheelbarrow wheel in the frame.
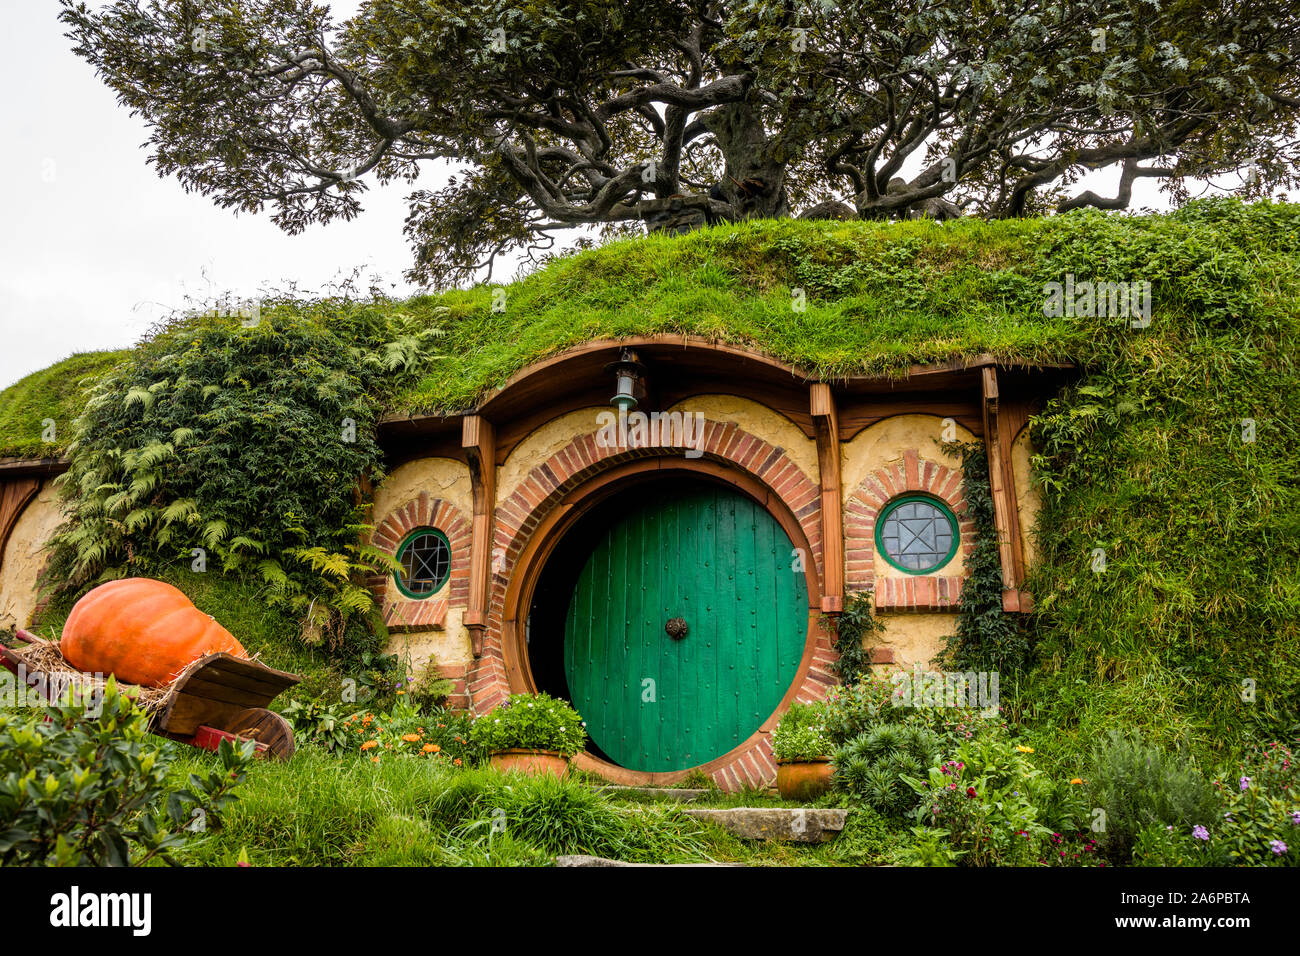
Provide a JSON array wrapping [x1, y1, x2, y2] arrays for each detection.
[[228, 707, 295, 761]]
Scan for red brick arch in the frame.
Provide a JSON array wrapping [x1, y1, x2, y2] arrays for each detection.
[[368, 492, 472, 630], [845, 448, 976, 612], [467, 417, 841, 790]]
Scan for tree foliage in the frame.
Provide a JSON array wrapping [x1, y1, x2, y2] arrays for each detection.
[[60, 0, 1300, 285]]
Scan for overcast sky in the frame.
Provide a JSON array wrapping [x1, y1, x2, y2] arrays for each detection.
[[0, 2, 1285, 390]]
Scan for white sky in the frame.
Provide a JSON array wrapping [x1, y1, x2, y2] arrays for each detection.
[[0, 1, 1284, 389]]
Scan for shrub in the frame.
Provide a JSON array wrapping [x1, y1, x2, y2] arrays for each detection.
[[771, 701, 832, 761], [833, 722, 944, 817], [822, 676, 909, 746], [0, 681, 254, 865], [1204, 742, 1299, 866], [44, 303, 443, 647], [469, 693, 588, 758], [902, 733, 1056, 866], [1087, 730, 1217, 864], [282, 698, 353, 756]]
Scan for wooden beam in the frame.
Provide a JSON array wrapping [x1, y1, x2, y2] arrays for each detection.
[[462, 415, 497, 657], [980, 368, 1026, 594], [810, 384, 844, 613]]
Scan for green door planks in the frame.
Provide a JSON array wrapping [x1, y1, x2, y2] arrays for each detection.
[[563, 484, 808, 772]]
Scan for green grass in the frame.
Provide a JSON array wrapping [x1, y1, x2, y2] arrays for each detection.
[[0, 350, 130, 458], [165, 747, 872, 866]]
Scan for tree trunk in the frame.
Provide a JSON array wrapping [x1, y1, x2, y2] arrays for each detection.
[[701, 102, 789, 221]]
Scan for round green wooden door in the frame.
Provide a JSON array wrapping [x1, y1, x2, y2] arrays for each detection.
[[563, 484, 808, 772]]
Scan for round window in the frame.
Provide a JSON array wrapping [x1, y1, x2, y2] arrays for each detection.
[[875, 496, 959, 574], [394, 528, 451, 599]]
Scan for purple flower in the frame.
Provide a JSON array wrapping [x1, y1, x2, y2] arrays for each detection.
[[1270, 840, 1288, 855], [1291, 811, 1300, 826], [1240, 776, 1251, 792], [1192, 825, 1209, 841]]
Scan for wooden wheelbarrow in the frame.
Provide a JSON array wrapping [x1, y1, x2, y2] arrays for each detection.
[[1, 628, 301, 760]]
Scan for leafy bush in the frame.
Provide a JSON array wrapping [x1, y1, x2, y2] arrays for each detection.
[[282, 699, 353, 756], [44, 302, 443, 647], [822, 676, 909, 746], [0, 681, 254, 865], [1205, 742, 1299, 866], [469, 693, 588, 758], [1087, 730, 1217, 864], [903, 734, 1058, 866], [833, 722, 943, 816], [771, 700, 832, 761]]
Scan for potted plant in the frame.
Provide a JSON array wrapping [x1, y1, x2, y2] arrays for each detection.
[[772, 700, 834, 801], [470, 692, 587, 778]]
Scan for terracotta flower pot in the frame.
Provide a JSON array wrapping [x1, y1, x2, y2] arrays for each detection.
[[775, 757, 833, 801], [488, 748, 571, 778]]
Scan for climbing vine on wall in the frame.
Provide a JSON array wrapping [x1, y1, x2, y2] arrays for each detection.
[[824, 590, 887, 686], [44, 301, 444, 647], [942, 441, 1030, 674]]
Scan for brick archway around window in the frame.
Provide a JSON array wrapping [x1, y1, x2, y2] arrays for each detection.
[[466, 419, 840, 791], [845, 448, 976, 612], [368, 493, 471, 631]]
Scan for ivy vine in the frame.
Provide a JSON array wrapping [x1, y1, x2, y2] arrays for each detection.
[[941, 441, 1030, 674]]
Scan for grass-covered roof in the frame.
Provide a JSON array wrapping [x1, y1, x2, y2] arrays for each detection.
[[7, 198, 1296, 458]]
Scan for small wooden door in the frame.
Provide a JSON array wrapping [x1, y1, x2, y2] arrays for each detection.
[[563, 484, 808, 772]]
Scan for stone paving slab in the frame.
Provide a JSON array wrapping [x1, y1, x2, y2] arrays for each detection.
[[679, 807, 848, 842]]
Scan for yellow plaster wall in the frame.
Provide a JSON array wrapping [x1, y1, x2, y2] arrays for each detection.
[[372, 457, 473, 528], [0, 481, 64, 631], [370, 457, 475, 670], [842, 414, 976, 580], [388, 605, 474, 668], [1010, 426, 1043, 570], [498, 407, 607, 501], [871, 613, 956, 669]]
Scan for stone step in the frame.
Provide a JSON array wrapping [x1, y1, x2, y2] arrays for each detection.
[[679, 807, 848, 843], [555, 854, 741, 867], [592, 785, 715, 803]]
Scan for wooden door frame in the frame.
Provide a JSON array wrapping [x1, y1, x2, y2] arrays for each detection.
[[498, 456, 827, 787]]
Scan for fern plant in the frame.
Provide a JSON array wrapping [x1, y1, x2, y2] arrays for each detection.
[[44, 299, 444, 647]]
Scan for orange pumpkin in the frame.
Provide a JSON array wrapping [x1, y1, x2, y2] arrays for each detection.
[[61, 578, 247, 687]]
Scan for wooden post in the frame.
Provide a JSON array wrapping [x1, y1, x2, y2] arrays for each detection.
[[980, 367, 1028, 608], [462, 415, 496, 657], [810, 384, 844, 613]]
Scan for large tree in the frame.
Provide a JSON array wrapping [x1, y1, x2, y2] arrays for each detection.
[[62, 0, 1300, 285]]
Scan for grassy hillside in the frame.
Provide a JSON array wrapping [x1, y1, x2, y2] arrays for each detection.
[[4, 199, 1298, 764], [0, 350, 129, 458]]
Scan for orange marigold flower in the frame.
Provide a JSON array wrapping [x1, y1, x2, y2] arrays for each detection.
[[360, 740, 379, 751], [402, 733, 421, 743], [1070, 778, 1083, 785], [371, 756, 380, 764], [422, 743, 440, 753], [453, 758, 462, 767]]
